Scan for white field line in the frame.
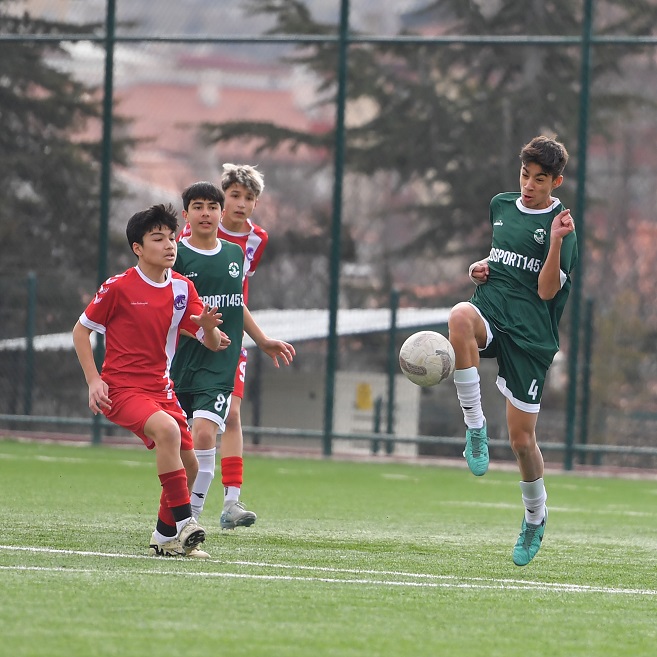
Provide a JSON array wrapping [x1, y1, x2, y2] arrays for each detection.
[[0, 545, 654, 596]]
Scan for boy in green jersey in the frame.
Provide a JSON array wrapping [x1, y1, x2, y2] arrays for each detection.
[[171, 181, 295, 537], [448, 136, 578, 566]]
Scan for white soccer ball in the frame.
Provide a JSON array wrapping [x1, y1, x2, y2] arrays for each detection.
[[399, 330, 456, 387]]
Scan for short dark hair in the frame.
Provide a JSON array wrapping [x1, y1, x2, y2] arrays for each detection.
[[126, 203, 178, 252], [520, 136, 569, 178], [181, 181, 225, 211]]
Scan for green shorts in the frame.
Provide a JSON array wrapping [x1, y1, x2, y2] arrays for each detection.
[[177, 388, 233, 433], [471, 303, 547, 413]]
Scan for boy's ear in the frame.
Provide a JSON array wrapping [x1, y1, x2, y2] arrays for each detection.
[[132, 242, 142, 257], [182, 209, 188, 221], [552, 174, 564, 190]]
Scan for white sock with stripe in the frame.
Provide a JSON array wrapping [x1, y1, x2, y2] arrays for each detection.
[[191, 447, 216, 520]]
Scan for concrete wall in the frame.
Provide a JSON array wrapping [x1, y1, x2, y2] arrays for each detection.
[[241, 368, 422, 456]]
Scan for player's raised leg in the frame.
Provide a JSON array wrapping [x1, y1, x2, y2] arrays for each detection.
[[448, 302, 489, 476]]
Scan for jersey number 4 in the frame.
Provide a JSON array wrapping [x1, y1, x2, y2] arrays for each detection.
[[527, 379, 539, 401]]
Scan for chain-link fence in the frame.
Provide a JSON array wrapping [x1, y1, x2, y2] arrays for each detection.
[[2, 0, 657, 470]]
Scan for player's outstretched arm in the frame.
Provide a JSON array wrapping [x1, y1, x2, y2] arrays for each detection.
[[72, 321, 112, 414], [244, 306, 296, 368]]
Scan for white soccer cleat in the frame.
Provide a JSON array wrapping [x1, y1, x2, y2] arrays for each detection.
[[149, 532, 210, 558], [177, 517, 206, 554], [148, 534, 186, 557], [185, 547, 210, 559], [220, 501, 257, 530]]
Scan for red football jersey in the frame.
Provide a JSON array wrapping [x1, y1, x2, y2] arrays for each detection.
[[79, 266, 205, 396], [178, 218, 268, 304]]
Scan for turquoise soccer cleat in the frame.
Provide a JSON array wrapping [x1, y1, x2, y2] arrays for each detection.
[[513, 508, 548, 566], [463, 422, 489, 476]]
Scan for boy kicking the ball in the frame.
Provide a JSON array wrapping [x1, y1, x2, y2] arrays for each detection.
[[448, 135, 577, 566], [72, 203, 228, 557]]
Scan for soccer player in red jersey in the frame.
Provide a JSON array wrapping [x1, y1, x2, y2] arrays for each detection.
[[178, 164, 269, 529], [72, 203, 228, 557]]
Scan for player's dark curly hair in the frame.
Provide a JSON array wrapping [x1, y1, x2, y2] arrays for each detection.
[[520, 136, 569, 178], [126, 203, 178, 251]]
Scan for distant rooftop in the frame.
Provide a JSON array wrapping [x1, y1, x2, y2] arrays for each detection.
[[0, 307, 450, 352]]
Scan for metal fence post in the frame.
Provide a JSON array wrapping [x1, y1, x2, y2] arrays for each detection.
[[92, 0, 117, 446], [577, 298, 594, 464], [23, 272, 37, 416], [385, 289, 399, 454], [564, 0, 594, 470], [322, 0, 350, 457]]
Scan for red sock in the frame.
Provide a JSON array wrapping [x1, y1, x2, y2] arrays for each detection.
[[157, 488, 175, 527], [221, 456, 243, 488], [159, 468, 190, 507]]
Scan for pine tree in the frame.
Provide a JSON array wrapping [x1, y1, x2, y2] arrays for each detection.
[[0, 2, 131, 333], [201, 0, 657, 294]]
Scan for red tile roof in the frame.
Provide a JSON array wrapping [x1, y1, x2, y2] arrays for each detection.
[[114, 81, 329, 191]]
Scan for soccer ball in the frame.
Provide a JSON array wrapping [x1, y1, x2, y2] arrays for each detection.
[[399, 331, 456, 387]]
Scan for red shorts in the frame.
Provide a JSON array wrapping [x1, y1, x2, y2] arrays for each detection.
[[103, 388, 193, 450], [232, 347, 248, 399]]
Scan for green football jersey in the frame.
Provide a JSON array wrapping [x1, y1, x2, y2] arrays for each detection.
[[171, 238, 244, 394], [471, 192, 578, 368]]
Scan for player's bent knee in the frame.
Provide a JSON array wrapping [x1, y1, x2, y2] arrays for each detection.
[[148, 421, 182, 451], [195, 428, 216, 447], [448, 303, 479, 339], [144, 409, 179, 432], [509, 433, 535, 458]]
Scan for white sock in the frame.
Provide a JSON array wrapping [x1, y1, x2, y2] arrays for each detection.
[[224, 485, 240, 506], [453, 367, 485, 429], [176, 517, 193, 534], [152, 529, 174, 544], [520, 478, 547, 525], [191, 448, 216, 520]]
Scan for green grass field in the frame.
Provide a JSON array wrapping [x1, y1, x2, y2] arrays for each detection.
[[1, 438, 656, 657]]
